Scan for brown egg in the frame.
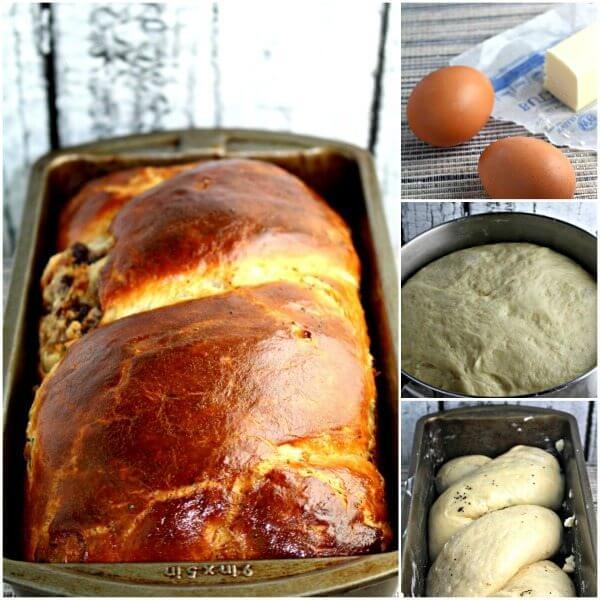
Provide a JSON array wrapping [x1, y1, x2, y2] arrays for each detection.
[[407, 66, 495, 147], [478, 136, 576, 199]]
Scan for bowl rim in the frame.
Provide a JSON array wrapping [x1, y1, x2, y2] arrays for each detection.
[[400, 210, 598, 398]]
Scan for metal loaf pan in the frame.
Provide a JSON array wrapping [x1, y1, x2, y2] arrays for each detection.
[[401, 405, 597, 597], [3, 129, 398, 596], [401, 212, 598, 398]]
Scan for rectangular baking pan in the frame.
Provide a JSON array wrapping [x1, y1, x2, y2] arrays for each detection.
[[401, 404, 597, 597], [3, 129, 398, 596]]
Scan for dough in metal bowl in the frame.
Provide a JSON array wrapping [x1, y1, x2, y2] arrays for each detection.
[[401, 243, 596, 396]]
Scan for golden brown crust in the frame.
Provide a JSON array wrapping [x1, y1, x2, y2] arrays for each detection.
[[25, 283, 390, 561], [30, 157, 390, 562], [42, 159, 365, 370], [57, 164, 197, 250], [97, 159, 359, 322]]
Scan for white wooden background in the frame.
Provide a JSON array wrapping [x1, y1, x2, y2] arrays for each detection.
[[401, 202, 598, 245], [2, 1, 400, 269]]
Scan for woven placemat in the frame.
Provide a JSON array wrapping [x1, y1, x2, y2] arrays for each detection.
[[401, 3, 598, 199]]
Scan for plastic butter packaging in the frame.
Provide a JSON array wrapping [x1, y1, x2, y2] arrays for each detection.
[[450, 3, 598, 151]]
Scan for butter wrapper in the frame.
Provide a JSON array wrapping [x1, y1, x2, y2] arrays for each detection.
[[450, 3, 597, 151]]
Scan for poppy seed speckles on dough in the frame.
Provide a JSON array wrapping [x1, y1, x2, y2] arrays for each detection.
[[427, 446, 576, 598], [428, 446, 563, 560], [427, 506, 563, 596]]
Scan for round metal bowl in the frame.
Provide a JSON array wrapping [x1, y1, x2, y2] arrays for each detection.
[[401, 212, 598, 398]]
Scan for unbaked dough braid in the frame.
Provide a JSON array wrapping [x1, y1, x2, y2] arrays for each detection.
[[426, 505, 562, 596], [434, 454, 491, 494], [495, 560, 575, 597], [429, 445, 563, 560], [427, 445, 573, 597]]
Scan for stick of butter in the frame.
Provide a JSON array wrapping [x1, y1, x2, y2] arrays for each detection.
[[544, 23, 598, 111]]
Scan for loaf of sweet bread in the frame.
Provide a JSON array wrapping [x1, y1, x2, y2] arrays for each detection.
[[25, 158, 391, 562]]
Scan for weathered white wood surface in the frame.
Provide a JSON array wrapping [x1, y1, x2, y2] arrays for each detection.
[[53, 3, 215, 143], [216, 2, 381, 146], [469, 202, 598, 234], [401, 401, 597, 465], [376, 4, 400, 242], [400, 202, 465, 243], [2, 3, 50, 254], [3, 3, 400, 260], [401, 202, 598, 243], [53, 2, 380, 151]]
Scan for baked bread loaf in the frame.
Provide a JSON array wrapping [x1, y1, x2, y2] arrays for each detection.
[[402, 242, 597, 396], [427, 446, 573, 597], [25, 159, 391, 562]]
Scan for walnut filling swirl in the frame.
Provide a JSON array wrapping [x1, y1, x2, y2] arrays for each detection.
[[39, 238, 112, 375]]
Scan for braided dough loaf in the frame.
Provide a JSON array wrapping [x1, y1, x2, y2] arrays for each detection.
[[434, 454, 491, 494], [402, 243, 597, 396], [426, 505, 562, 596], [429, 445, 563, 560], [428, 445, 574, 597], [495, 560, 575, 597], [25, 159, 391, 561]]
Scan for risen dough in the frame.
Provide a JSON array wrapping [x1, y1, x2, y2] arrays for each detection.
[[495, 560, 576, 597], [435, 454, 491, 494], [426, 505, 562, 597], [429, 445, 563, 559], [402, 243, 597, 396]]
